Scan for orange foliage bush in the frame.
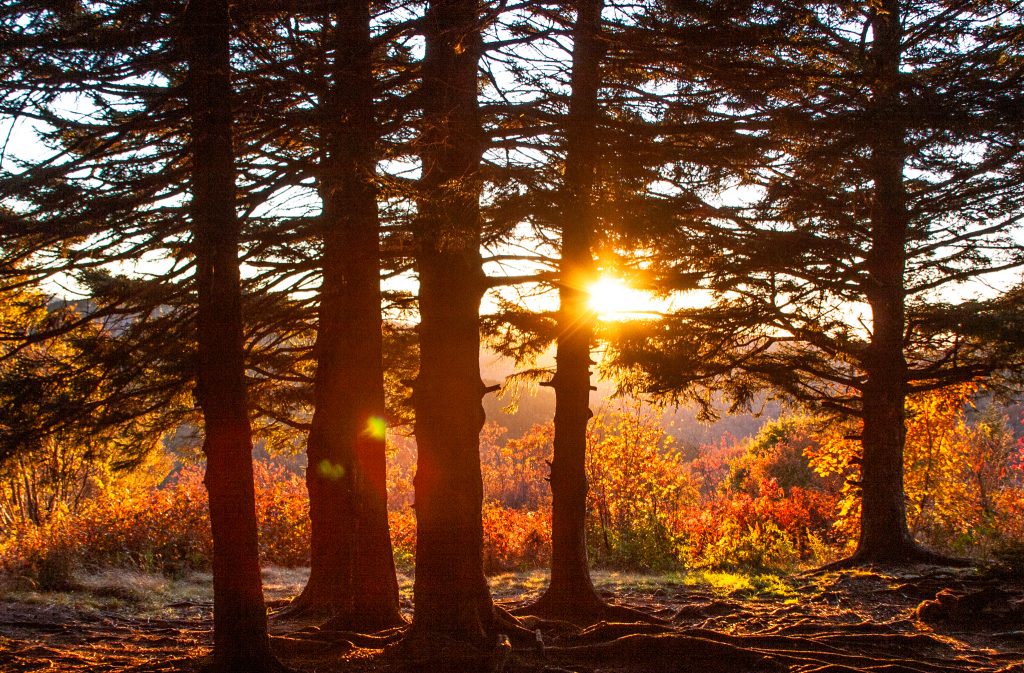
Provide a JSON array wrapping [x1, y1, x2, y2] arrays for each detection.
[[481, 423, 552, 510], [0, 461, 310, 580], [585, 405, 699, 568], [384, 504, 551, 575], [809, 384, 1024, 558], [4, 390, 1022, 581], [386, 423, 553, 574], [387, 508, 416, 572], [481, 503, 550, 573]]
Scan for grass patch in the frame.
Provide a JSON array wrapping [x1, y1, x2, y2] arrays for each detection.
[[483, 568, 798, 603], [683, 570, 798, 599], [76, 569, 170, 603], [1, 568, 215, 614]]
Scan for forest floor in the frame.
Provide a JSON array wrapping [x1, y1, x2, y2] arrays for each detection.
[[0, 565, 1022, 672]]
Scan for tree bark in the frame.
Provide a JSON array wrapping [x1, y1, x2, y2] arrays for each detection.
[[855, 0, 922, 563], [293, 0, 403, 629], [407, 0, 496, 646], [532, 0, 606, 619], [183, 1, 281, 669]]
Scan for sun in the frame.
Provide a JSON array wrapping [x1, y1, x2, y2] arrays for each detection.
[[587, 276, 660, 320]]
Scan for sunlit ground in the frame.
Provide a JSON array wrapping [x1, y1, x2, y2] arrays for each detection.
[[0, 566, 797, 615], [487, 568, 798, 603]]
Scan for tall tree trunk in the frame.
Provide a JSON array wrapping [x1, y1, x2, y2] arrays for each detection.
[[533, 0, 606, 619], [408, 0, 495, 646], [183, 1, 281, 670], [293, 0, 403, 629], [856, 0, 919, 563]]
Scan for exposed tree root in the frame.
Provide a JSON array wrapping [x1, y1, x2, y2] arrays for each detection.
[[271, 594, 406, 633], [539, 628, 985, 673], [290, 623, 406, 648], [560, 620, 677, 644], [270, 595, 334, 622], [269, 633, 352, 658], [270, 596, 408, 653], [545, 633, 787, 672], [492, 603, 547, 649], [513, 591, 664, 627], [915, 587, 1024, 627], [319, 611, 407, 633]]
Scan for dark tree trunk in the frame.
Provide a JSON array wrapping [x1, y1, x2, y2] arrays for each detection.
[[183, 1, 281, 670], [293, 0, 402, 629], [532, 0, 606, 619], [407, 0, 495, 646], [855, 0, 921, 563]]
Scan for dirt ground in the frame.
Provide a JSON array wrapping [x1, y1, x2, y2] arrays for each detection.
[[0, 566, 1022, 672]]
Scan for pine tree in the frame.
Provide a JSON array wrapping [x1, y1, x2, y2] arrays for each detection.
[[403, 0, 540, 651], [530, 0, 608, 621], [614, 0, 1024, 565], [288, 0, 402, 627], [182, 0, 283, 668]]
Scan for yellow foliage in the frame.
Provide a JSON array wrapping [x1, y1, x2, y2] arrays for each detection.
[[807, 383, 1024, 556]]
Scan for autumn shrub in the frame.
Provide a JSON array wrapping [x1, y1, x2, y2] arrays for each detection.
[[482, 503, 551, 573], [727, 418, 829, 496], [0, 460, 310, 583], [481, 423, 552, 510], [679, 482, 840, 571], [5, 390, 1021, 583], [685, 418, 845, 570], [252, 461, 309, 566], [388, 508, 416, 573], [0, 469, 210, 580], [383, 409, 849, 573], [386, 432, 417, 511], [383, 503, 550, 575], [585, 405, 700, 569], [809, 384, 1024, 559]]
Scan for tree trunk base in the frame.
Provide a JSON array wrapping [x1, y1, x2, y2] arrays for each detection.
[[811, 542, 973, 574], [274, 596, 405, 633], [203, 652, 292, 673], [274, 582, 405, 632], [390, 605, 539, 670], [387, 628, 511, 673]]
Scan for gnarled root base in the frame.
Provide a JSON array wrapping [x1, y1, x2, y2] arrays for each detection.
[[811, 542, 973, 575], [272, 592, 405, 633], [386, 630, 511, 673], [386, 606, 544, 672]]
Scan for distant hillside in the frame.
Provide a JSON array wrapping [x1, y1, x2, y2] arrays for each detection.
[[480, 350, 781, 448], [481, 352, 1024, 450]]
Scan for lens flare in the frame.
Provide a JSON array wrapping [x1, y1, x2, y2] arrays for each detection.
[[365, 416, 387, 440], [317, 459, 346, 480]]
